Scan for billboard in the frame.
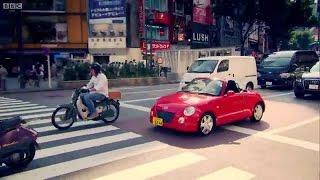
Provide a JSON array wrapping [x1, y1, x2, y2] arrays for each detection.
[[89, 0, 126, 19], [193, 0, 213, 25]]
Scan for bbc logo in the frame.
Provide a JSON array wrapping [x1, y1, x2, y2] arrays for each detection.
[[3, 3, 23, 10]]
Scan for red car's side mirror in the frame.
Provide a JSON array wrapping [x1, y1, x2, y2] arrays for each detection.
[[226, 90, 235, 96]]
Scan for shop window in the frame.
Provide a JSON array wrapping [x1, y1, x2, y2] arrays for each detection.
[[145, 0, 168, 12], [175, 0, 184, 14], [23, 16, 67, 43], [146, 26, 168, 41], [24, 0, 65, 11]]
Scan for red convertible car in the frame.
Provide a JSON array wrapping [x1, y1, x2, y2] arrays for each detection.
[[150, 78, 265, 135]]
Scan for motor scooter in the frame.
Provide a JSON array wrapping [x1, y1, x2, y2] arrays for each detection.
[[0, 116, 39, 169], [51, 88, 121, 130]]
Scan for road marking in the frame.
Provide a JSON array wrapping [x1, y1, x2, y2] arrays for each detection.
[[120, 103, 319, 151], [224, 125, 319, 152], [22, 112, 60, 121], [122, 97, 159, 103], [34, 120, 99, 133], [121, 103, 150, 112], [0, 97, 13, 100], [95, 152, 205, 180], [0, 101, 30, 106], [0, 108, 56, 118], [197, 166, 255, 180], [122, 88, 175, 95], [27, 118, 52, 126], [117, 84, 178, 90], [37, 125, 119, 143], [36, 132, 141, 159], [0, 100, 23, 104], [264, 92, 293, 98], [267, 117, 320, 134], [0, 103, 40, 110], [0, 105, 48, 113], [4, 141, 168, 180]]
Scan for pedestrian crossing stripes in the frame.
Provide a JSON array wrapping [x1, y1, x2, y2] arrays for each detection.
[[0, 96, 169, 179], [0, 96, 256, 180], [95, 152, 205, 180]]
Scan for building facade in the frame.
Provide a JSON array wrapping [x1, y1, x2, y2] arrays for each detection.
[[0, 0, 88, 77]]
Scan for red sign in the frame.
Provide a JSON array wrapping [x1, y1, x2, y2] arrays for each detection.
[[193, 0, 213, 25], [153, 12, 170, 25], [141, 41, 170, 51], [138, 0, 145, 37]]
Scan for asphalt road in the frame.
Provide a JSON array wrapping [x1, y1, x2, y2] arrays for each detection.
[[0, 84, 319, 180]]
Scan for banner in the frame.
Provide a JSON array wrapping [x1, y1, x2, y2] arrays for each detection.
[[193, 0, 213, 25], [89, 0, 126, 19], [138, 0, 145, 37]]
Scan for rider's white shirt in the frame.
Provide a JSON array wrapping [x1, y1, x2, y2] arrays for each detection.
[[86, 73, 109, 97]]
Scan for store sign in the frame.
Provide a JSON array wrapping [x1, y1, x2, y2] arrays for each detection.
[[191, 23, 211, 48], [89, 0, 126, 19], [193, 0, 213, 25], [141, 41, 170, 51]]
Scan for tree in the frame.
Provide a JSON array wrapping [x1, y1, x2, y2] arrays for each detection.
[[214, 0, 318, 52], [214, 0, 260, 55], [288, 29, 313, 49]]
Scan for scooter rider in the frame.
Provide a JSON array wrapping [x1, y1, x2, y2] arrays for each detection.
[[82, 63, 109, 119]]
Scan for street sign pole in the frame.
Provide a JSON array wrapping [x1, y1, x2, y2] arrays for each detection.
[[47, 55, 52, 89]]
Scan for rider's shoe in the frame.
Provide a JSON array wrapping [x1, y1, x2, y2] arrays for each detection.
[[87, 112, 98, 119]]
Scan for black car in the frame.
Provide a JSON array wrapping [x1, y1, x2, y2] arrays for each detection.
[[294, 61, 320, 98], [258, 50, 318, 89]]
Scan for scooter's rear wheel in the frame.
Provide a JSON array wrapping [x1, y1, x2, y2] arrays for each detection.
[[5, 144, 36, 169], [101, 100, 120, 123], [52, 105, 75, 130]]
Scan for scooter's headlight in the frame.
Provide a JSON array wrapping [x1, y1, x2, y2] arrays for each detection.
[[183, 106, 196, 116]]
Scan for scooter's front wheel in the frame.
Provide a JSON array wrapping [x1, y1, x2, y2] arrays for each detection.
[[52, 105, 76, 130]]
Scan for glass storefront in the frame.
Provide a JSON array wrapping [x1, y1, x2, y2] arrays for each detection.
[[24, 0, 65, 11], [22, 16, 67, 43], [145, 26, 169, 41], [145, 0, 168, 12]]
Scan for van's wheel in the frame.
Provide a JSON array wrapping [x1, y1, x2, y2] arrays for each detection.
[[260, 85, 266, 89], [294, 89, 305, 98], [250, 103, 264, 122], [246, 82, 254, 90], [198, 113, 215, 136]]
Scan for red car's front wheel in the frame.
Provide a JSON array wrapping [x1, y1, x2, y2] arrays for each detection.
[[250, 103, 264, 122], [198, 113, 215, 136]]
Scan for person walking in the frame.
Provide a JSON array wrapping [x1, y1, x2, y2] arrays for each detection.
[[0, 65, 8, 90]]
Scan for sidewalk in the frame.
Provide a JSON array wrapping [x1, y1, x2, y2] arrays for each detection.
[[0, 77, 60, 94]]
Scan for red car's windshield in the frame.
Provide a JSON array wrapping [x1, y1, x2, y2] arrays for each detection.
[[181, 79, 223, 96]]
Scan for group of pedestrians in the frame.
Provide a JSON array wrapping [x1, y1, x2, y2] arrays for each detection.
[[20, 62, 45, 88]]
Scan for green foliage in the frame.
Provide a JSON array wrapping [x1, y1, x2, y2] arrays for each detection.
[[63, 62, 159, 81], [75, 62, 90, 80], [63, 67, 77, 81], [289, 29, 313, 50], [214, 0, 318, 50]]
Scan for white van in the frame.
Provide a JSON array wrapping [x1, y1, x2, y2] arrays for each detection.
[[179, 56, 258, 90]]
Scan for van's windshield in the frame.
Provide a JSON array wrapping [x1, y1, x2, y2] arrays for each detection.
[[188, 60, 219, 73], [260, 56, 291, 67]]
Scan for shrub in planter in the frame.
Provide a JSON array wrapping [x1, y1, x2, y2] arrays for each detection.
[[64, 67, 77, 81], [75, 63, 90, 80]]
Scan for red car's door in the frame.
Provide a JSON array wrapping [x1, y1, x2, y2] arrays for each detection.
[[216, 93, 246, 125]]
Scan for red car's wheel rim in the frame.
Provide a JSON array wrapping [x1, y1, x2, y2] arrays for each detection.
[[200, 115, 214, 135]]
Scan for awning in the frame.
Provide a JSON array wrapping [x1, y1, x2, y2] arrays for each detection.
[[1, 49, 88, 55]]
